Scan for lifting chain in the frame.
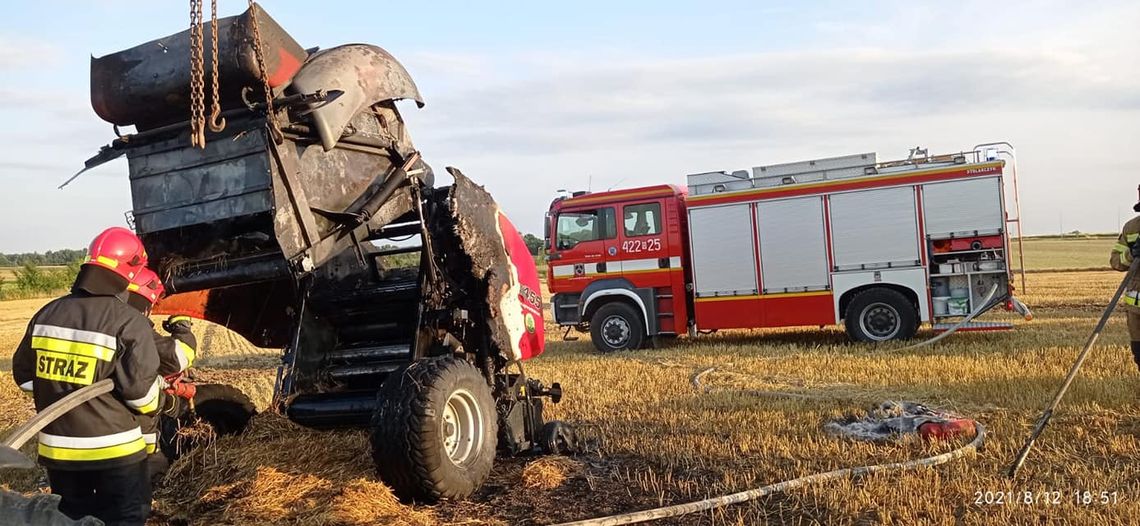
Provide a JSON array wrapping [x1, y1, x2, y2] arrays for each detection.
[[207, 0, 226, 133], [188, 0, 206, 147], [247, 0, 283, 143]]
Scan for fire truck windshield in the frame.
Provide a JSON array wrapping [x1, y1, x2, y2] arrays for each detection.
[[555, 209, 616, 249]]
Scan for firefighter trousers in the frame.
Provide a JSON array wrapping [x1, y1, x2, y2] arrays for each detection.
[[1129, 312, 1140, 369], [48, 460, 151, 526]]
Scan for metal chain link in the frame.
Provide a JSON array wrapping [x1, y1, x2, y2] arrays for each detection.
[[207, 0, 226, 133], [247, 0, 283, 143], [188, 0, 206, 147]]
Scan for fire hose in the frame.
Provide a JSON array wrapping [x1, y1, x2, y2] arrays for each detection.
[[551, 295, 1008, 526], [893, 283, 1003, 352], [1008, 256, 1140, 477], [551, 422, 984, 526], [0, 379, 115, 469]]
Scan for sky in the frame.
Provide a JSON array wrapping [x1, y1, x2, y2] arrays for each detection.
[[0, 0, 1136, 252]]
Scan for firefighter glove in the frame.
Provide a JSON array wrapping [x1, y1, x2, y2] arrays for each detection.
[[1130, 242, 1140, 259], [158, 392, 184, 417], [163, 315, 193, 334], [164, 378, 197, 401]]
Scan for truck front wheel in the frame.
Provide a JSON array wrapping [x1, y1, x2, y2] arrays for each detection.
[[590, 302, 645, 352], [370, 358, 497, 502], [844, 288, 918, 342]]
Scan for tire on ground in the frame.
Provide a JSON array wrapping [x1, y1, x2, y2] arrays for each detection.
[[844, 287, 919, 342], [589, 301, 645, 353], [370, 357, 497, 502], [159, 383, 257, 462]]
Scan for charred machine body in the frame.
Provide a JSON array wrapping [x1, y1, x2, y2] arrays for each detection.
[[81, 4, 560, 501]]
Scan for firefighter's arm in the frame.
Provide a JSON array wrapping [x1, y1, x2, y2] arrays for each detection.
[[115, 315, 164, 415], [163, 315, 196, 373], [1111, 225, 1139, 271], [11, 322, 35, 394], [153, 331, 196, 376]]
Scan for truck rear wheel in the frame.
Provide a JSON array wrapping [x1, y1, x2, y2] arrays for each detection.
[[590, 302, 645, 352], [370, 357, 497, 502], [844, 288, 918, 342]]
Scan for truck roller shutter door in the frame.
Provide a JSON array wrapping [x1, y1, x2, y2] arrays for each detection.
[[688, 203, 757, 297], [756, 196, 829, 292], [922, 177, 1003, 238], [830, 187, 920, 270]]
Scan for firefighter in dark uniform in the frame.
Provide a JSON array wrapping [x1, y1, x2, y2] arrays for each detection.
[[11, 227, 177, 526], [1111, 185, 1140, 371], [125, 267, 197, 484]]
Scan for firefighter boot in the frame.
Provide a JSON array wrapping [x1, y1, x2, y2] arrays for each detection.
[[1132, 342, 1140, 373]]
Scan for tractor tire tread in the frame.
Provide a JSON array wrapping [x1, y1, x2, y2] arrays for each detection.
[[370, 357, 496, 502]]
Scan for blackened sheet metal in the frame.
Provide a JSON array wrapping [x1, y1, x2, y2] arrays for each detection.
[[90, 3, 307, 130], [444, 168, 527, 362], [128, 123, 274, 235], [289, 44, 424, 151]]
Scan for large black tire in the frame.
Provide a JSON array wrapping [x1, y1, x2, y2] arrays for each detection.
[[844, 288, 919, 343], [370, 358, 497, 502], [589, 301, 645, 353], [159, 383, 256, 462]]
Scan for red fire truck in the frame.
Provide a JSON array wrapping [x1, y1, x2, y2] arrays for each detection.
[[545, 144, 1028, 352]]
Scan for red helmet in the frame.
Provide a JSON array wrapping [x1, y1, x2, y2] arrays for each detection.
[[127, 267, 165, 305], [84, 227, 148, 281]]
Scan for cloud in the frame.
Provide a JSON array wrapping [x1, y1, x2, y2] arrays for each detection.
[[0, 35, 61, 69], [395, 44, 1138, 237], [406, 47, 1138, 159]]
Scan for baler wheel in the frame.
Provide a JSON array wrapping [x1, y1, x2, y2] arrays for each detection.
[[158, 383, 257, 463], [370, 357, 497, 502]]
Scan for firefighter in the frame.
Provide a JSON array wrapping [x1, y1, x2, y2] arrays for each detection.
[[1111, 185, 1140, 371], [11, 227, 177, 526], [125, 268, 197, 484]]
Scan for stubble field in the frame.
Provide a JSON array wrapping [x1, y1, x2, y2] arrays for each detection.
[[1, 240, 1138, 525]]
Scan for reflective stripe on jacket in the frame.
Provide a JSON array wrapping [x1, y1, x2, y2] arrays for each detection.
[[11, 293, 162, 470], [155, 330, 196, 376], [1111, 216, 1140, 315]]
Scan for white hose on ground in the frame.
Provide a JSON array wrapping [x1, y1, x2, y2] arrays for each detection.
[[689, 367, 829, 400], [895, 283, 1000, 351], [549, 287, 999, 525], [550, 423, 985, 526]]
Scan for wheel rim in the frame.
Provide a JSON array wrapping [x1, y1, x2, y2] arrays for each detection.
[[859, 302, 901, 341], [441, 388, 483, 466], [601, 315, 631, 348]]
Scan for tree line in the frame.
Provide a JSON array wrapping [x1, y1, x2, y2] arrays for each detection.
[[0, 234, 544, 301], [0, 248, 87, 267]]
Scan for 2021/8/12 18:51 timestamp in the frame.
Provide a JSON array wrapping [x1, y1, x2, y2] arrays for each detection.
[[974, 490, 1121, 506]]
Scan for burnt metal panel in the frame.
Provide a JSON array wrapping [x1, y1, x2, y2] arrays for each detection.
[[90, 4, 307, 130], [128, 127, 273, 234], [289, 44, 424, 151]]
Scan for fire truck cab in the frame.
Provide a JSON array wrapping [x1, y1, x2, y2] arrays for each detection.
[[546, 145, 1027, 352]]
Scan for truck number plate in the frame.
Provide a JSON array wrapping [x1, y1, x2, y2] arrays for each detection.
[[622, 238, 661, 253]]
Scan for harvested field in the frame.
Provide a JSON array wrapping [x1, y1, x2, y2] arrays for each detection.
[[2, 246, 1139, 524], [1011, 236, 1115, 271]]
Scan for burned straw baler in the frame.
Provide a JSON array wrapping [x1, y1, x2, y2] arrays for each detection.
[[81, 4, 563, 501]]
